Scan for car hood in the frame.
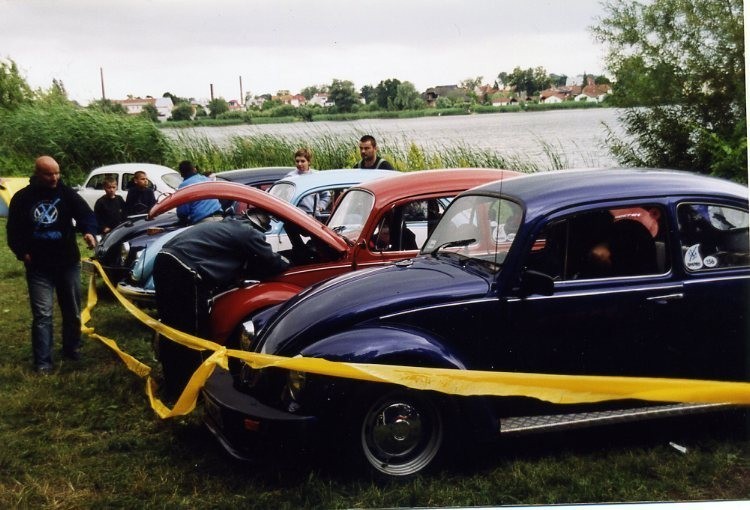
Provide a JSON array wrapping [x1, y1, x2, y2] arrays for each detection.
[[259, 256, 491, 356], [95, 212, 178, 258], [148, 181, 348, 254]]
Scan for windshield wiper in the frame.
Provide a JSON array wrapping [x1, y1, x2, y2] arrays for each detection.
[[430, 238, 475, 257]]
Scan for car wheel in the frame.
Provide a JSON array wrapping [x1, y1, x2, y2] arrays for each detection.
[[358, 390, 445, 478]]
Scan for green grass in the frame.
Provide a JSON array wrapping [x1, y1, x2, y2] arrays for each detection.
[[0, 218, 749, 508]]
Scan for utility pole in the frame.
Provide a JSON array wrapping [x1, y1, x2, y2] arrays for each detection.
[[239, 76, 244, 106], [210, 84, 214, 101], [100, 67, 106, 100]]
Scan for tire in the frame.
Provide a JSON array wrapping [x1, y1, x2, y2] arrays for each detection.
[[357, 390, 445, 478]]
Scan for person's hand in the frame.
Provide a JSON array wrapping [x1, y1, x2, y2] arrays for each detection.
[[83, 233, 97, 249]]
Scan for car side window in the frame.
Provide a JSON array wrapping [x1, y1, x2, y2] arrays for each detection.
[[86, 173, 118, 190], [370, 199, 447, 252], [123, 173, 135, 191], [526, 205, 669, 281], [677, 203, 750, 271]]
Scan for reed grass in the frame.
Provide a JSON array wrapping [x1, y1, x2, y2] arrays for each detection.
[[0, 103, 592, 185], [0, 104, 175, 182]]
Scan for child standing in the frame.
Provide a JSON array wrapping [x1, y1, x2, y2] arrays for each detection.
[[94, 176, 125, 234]]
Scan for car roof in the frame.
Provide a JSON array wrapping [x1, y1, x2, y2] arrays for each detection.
[[88, 163, 179, 176], [214, 167, 294, 184], [351, 168, 522, 208], [469, 168, 749, 216], [271, 169, 397, 198]]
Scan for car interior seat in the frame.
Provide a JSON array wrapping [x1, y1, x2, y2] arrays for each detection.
[[608, 219, 658, 276]]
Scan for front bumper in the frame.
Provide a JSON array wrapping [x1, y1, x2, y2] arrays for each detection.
[[202, 369, 318, 461], [116, 281, 156, 306]]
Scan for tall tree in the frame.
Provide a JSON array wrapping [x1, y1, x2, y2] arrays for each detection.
[[374, 78, 401, 109], [593, 0, 745, 181], [300, 85, 320, 100], [35, 78, 70, 106], [360, 85, 376, 105], [327, 79, 359, 113], [0, 58, 33, 110], [392, 81, 424, 110], [506, 66, 551, 97], [208, 98, 230, 118]]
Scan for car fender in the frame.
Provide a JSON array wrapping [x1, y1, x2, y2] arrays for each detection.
[[296, 326, 498, 441], [210, 282, 304, 343], [299, 326, 466, 369]]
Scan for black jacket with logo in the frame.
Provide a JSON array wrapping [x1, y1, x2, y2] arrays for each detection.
[[6, 177, 97, 267]]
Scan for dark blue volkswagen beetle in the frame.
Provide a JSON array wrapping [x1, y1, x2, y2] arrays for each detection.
[[202, 168, 750, 477]]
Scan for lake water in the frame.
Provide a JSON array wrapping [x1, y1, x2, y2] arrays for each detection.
[[166, 108, 626, 168]]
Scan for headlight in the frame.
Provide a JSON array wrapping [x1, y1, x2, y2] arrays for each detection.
[[238, 320, 260, 388], [118, 241, 131, 266], [239, 320, 255, 351]]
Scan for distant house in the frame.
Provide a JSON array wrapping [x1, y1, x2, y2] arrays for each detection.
[[308, 93, 331, 107], [424, 85, 468, 107], [115, 97, 154, 115], [227, 99, 243, 111], [491, 97, 518, 107], [539, 89, 569, 103], [574, 85, 611, 102], [290, 94, 307, 107], [115, 96, 173, 121], [154, 97, 173, 121]]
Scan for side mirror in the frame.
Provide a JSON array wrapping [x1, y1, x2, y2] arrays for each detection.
[[518, 269, 554, 298]]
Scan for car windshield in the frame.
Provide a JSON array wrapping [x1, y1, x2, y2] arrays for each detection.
[[421, 194, 522, 273], [327, 189, 375, 242], [268, 182, 296, 203]]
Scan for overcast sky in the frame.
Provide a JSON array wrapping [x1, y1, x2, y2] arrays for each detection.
[[1, 0, 609, 105]]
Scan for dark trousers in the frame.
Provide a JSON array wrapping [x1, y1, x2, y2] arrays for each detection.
[[26, 263, 82, 369], [153, 252, 211, 396]]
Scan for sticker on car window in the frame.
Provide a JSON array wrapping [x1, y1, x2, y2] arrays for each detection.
[[684, 244, 703, 270], [703, 255, 719, 268]]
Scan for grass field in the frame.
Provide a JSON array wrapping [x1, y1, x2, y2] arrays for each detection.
[[1, 217, 749, 509]]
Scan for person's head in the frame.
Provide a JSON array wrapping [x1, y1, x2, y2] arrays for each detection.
[[133, 171, 149, 189], [294, 148, 312, 173], [103, 176, 118, 197], [358, 135, 379, 164], [34, 156, 60, 189], [178, 160, 197, 178]]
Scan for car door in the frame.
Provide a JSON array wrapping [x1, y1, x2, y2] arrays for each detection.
[[355, 197, 451, 269], [501, 202, 688, 379], [671, 199, 750, 381]]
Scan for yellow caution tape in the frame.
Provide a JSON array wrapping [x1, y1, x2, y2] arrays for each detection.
[[81, 259, 750, 419]]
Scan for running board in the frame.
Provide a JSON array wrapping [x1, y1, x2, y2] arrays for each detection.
[[500, 403, 734, 435]]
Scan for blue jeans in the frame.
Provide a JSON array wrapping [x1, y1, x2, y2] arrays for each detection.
[[26, 263, 82, 369]]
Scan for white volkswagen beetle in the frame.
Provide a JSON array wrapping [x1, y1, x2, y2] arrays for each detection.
[[75, 162, 183, 209]]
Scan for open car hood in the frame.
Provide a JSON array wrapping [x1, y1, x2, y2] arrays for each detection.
[[148, 181, 348, 254]]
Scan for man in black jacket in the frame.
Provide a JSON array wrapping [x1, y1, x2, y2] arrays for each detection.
[[353, 135, 395, 169], [6, 156, 98, 373], [152, 211, 289, 394]]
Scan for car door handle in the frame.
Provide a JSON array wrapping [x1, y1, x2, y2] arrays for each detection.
[[646, 293, 684, 304]]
